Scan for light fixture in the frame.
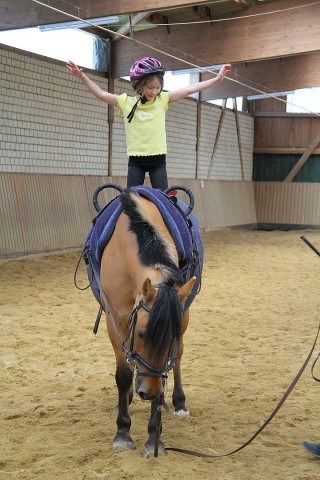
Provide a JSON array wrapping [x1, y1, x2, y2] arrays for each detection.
[[172, 65, 225, 75], [247, 91, 295, 100], [38, 16, 119, 32]]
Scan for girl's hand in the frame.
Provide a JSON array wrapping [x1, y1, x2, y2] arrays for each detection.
[[217, 64, 231, 80], [66, 60, 84, 78]]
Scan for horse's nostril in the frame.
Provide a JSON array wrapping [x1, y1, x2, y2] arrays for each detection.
[[137, 388, 159, 400], [138, 385, 154, 400], [138, 391, 145, 400]]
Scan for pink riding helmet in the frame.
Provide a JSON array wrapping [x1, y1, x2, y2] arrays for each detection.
[[129, 57, 165, 81]]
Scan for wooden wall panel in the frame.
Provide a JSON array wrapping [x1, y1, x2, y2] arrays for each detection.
[[0, 174, 25, 255], [167, 179, 207, 230], [254, 182, 320, 226], [201, 180, 257, 230], [254, 115, 320, 150], [0, 173, 94, 258], [14, 175, 89, 252], [253, 154, 320, 182], [0, 173, 257, 259], [84, 176, 127, 216], [2, 173, 319, 259]]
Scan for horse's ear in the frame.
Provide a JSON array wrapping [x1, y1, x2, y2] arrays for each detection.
[[142, 278, 157, 303], [178, 277, 196, 303]]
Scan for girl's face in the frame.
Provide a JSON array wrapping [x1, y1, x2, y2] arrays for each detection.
[[142, 76, 162, 101]]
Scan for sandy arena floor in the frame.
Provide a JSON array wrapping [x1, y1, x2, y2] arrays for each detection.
[[1, 229, 320, 480]]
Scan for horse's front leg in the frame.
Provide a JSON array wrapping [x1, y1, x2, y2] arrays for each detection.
[[172, 357, 189, 416], [143, 393, 166, 458], [112, 361, 136, 451]]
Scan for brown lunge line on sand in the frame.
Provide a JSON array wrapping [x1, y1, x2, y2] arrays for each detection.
[[166, 321, 320, 458]]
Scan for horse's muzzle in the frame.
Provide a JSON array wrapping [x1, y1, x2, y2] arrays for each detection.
[[136, 375, 163, 401]]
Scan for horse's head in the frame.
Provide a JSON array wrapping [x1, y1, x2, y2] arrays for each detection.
[[126, 276, 196, 401]]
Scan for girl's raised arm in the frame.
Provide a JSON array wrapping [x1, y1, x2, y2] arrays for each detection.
[[169, 64, 231, 104], [66, 61, 117, 106]]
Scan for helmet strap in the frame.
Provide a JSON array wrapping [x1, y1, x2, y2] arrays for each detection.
[[127, 96, 147, 123]]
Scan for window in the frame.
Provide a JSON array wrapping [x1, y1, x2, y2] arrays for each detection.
[[286, 87, 320, 114]]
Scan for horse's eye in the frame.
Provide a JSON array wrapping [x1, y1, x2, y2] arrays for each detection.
[[137, 331, 145, 339]]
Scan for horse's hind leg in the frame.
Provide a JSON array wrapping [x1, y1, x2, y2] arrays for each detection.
[[112, 362, 136, 451], [143, 394, 166, 458], [172, 358, 189, 416]]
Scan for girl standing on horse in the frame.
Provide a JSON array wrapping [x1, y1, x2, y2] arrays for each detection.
[[66, 57, 231, 190]]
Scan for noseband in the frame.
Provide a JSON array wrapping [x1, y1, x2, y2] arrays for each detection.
[[122, 293, 177, 378]]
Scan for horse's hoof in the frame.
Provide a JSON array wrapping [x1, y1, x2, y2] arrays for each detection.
[[143, 442, 166, 458], [173, 409, 189, 417], [113, 434, 135, 451]]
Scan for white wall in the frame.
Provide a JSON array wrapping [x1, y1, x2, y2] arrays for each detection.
[[0, 45, 254, 181]]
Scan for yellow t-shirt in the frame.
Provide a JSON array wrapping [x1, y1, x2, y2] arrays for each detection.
[[116, 91, 170, 156]]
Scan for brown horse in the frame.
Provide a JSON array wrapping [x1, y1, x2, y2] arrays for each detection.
[[84, 186, 202, 457]]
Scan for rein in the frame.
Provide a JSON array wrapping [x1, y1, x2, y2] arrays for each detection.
[[165, 321, 320, 458]]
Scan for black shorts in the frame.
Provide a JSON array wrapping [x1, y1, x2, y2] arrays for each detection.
[[127, 154, 168, 190]]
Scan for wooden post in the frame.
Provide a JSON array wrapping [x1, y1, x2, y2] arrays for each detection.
[[206, 99, 227, 180], [195, 100, 201, 180], [107, 39, 114, 177], [233, 98, 244, 180]]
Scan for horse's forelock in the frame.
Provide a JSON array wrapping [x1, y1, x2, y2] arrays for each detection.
[[145, 285, 183, 363]]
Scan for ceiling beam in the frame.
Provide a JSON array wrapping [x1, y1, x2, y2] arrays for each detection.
[[230, 0, 252, 8], [112, 0, 320, 78], [1, 0, 223, 31], [189, 5, 210, 19], [112, 12, 151, 42], [199, 52, 320, 101]]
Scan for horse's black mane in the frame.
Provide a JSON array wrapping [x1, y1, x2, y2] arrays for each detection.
[[120, 189, 183, 285], [120, 189, 184, 360]]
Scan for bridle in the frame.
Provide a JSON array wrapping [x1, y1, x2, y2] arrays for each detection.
[[122, 297, 177, 378], [122, 295, 179, 458], [77, 245, 179, 378]]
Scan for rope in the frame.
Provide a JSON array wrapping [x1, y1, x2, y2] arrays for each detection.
[[166, 321, 320, 458], [31, 0, 320, 116]]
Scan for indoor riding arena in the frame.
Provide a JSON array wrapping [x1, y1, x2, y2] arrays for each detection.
[[1, 1, 320, 480]]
